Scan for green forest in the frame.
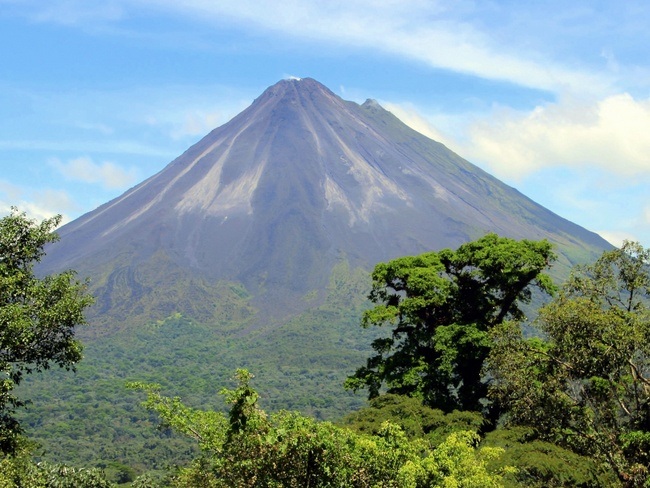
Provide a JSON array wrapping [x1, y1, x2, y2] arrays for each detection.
[[1, 209, 649, 487]]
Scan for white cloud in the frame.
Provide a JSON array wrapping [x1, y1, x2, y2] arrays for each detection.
[[138, 0, 610, 95], [171, 111, 226, 140], [461, 93, 650, 181], [146, 103, 249, 140], [0, 201, 62, 223], [597, 230, 636, 248], [386, 97, 650, 248], [10, 0, 616, 96], [49, 157, 139, 189], [0, 183, 77, 226], [0, 139, 175, 158], [382, 102, 453, 146]]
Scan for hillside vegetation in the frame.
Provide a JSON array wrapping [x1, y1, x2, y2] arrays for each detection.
[[2, 211, 648, 487]]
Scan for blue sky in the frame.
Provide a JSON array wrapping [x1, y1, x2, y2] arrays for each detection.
[[1, 1, 649, 247]]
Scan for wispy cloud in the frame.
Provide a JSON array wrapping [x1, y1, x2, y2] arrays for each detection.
[[5, 0, 623, 96], [0, 139, 176, 158], [0, 181, 77, 225], [462, 93, 650, 181], [49, 157, 139, 189], [598, 230, 637, 248], [135, 0, 613, 95], [146, 108, 237, 140], [382, 102, 455, 147], [386, 96, 650, 246], [0, 180, 23, 203], [173, 111, 225, 139], [75, 122, 114, 135]]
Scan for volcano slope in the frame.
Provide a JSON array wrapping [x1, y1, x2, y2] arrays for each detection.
[[27, 77, 611, 470]]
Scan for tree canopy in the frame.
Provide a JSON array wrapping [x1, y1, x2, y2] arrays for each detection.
[[130, 370, 512, 487], [488, 241, 650, 486], [345, 233, 556, 414], [0, 208, 93, 453]]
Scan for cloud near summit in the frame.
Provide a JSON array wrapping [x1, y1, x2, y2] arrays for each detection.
[[463, 93, 650, 181], [49, 157, 139, 190]]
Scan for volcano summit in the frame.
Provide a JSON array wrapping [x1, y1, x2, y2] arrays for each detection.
[[41, 77, 610, 328]]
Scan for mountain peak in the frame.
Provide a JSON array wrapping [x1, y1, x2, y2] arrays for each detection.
[[361, 98, 381, 108], [41, 77, 611, 328], [251, 76, 339, 109]]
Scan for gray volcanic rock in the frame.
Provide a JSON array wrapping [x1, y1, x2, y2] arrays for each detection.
[[41, 77, 610, 327]]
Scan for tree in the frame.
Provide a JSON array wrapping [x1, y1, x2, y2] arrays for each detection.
[[130, 370, 512, 487], [340, 393, 484, 445], [488, 241, 650, 486], [345, 233, 556, 414], [0, 456, 114, 488], [482, 427, 618, 487], [0, 208, 93, 453]]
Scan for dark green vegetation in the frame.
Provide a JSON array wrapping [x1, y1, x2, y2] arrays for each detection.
[[489, 241, 650, 486], [1, 455, 115, 488], [116, 237, 642, 487], [0, 210, 115, 487], [0, 209, 93, 454], [4, 210, 647, 486], [345, 234, 555, 416], [17, 259, 380, 477], [341, 394, 616, 487]]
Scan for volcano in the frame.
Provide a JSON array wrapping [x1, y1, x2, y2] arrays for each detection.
[[41, 77, 609, 329], [29, 78, 614, 466]]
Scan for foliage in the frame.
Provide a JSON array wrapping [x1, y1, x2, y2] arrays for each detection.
[[0, 450, 113, 488], [0, 209, 93, 454], [131, 370, 512, 487], [16, 261, 376, 471], [344, 396, 615, 486], [346, 233, 556, 414], [488, 241, 650, 486], [482, 427, 619, 487], [341, 393, 484, 445]]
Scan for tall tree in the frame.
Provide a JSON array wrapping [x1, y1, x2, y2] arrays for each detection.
[[488, 241, 650, 486], [0, 208, 93, 453], [345, 233, 556, 413]]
